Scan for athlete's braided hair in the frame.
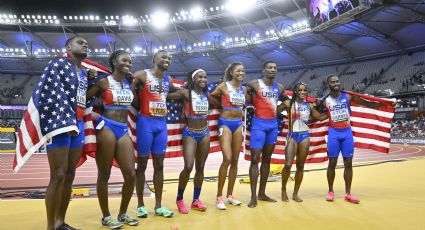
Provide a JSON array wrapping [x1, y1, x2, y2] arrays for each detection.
[[109, 50, 130, 72]]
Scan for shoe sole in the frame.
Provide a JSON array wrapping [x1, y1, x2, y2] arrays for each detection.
[[192, 207, 207, 211]]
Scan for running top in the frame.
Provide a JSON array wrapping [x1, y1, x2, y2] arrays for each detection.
[[221, 81, 245, 111], [101, 75, 133, 110], [253, 79, 280, 119], [138, 69, 170, 117], [325, 92, 351, 129], [184, 90, 209, 120], [290, 101, 311, 132]]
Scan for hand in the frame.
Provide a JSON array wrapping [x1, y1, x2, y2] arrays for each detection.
[[126, 72, 134, 80], [69, 130, 79, 136], [87, 69, 98, 80]]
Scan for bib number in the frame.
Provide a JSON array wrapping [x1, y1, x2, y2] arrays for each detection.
[[149, 101, 167, 117]]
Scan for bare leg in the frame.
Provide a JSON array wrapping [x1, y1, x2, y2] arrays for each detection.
[[135, 156, 149, 208], [177, 137, 197, 198], [258, 144, 276, 202], [95, 128, 116, 218], [327, 157, 338, 193], [292, 138, 310, 202], [152, 154, 165, 209], [45, 147, 69, 230], [216, 127, 233, 197], [226, 126, 243, 197], [56, 146, 83, 226], [281, 138, 297, 202], [343, 157, 353, 195], [115, 135, 136, 216], [248, 149, 261, 208]]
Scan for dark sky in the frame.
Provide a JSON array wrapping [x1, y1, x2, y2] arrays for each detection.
[[0, 0, 224, 15]]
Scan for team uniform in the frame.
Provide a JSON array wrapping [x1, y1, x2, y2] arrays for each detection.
[[324, 92, 354, 158], [182, 90, 210, 142], [46, 69, 87, 151], [136, 69, 171, 155], [287, 101, 311, 143], [218, 82, 245, 133], [250, 79, 280, 149], [95, 75, 133, 139]]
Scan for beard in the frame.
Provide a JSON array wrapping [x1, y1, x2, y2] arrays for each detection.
[[73, 52, 87, 59]]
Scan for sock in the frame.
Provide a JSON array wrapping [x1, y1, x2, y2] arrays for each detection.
[[193, 187, 201, 201], [177, 188, 185, 201]]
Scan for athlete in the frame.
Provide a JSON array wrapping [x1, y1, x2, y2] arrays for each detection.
[[87, 50, 138, 228], [279, 82, 327, 202], [167, 69, 219, 214], [132, 50, 177, 218], [321, 74, 393, 203], [245, 61, 289, 208], [36, 36, 88, 230], [211, 62, 247, 210]]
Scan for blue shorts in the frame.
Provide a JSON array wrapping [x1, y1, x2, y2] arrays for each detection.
[[136, 115, 168, 156], [327, 127, 354, 158], [250, 116, 278, 149], [182, 126, 210, 143], [96, 116, 128, 140], [287, 132, 310, 144], [46, 120, 85, 151], [218, 117, 243, 133]]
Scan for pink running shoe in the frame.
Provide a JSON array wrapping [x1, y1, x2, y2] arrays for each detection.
[[191, 199, 207, 211], [326, 192, 335, 201], [344, 194, 360, 204], [176, 200, 189, 214], [216, 196, 226, 210]]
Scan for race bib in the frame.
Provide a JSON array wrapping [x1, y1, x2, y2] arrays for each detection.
[[192, 96, 209, 115], [112, 89, 133, 106], [330, 108, 350, 123], [229, 92, 245, 106], [76, 72, 87, 108], [149, 101, 167, 117]]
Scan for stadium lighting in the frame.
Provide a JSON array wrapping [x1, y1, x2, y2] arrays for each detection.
[[226, 0, 257, 14], [151, 10, 169, 29], [190, 7, 203, 20]]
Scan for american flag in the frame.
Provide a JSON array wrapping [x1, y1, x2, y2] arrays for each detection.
[[244, 90, 395, 164], [14, 56, 87, 172]]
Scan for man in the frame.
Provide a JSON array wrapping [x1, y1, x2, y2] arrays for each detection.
[[15, 36, 88, 230], [245, 61, 289, 208], [132, 50, 177, 218], [321, 74, 393, 203]]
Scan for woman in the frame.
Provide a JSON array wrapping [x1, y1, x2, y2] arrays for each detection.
[[87, 50, 139, 228], [167, 69, 219, 214], [279, 82, 327, 202], [211, 62, 247, 210]]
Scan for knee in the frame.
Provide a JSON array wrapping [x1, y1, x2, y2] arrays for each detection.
[[136, 162, 148, 173], [51, 169, 67, 184], [65, 169, 76, 181], [98, 169, 112, 182], [123, 170, 136, 182], [230, 159, 239, 168], [182, 164, 194, 174], [250, 155, 260, 165], [153, 161, 164, 172], [296, 163, 304, 172], [284, 161, 293, 170], [221, 157, 231, 167]]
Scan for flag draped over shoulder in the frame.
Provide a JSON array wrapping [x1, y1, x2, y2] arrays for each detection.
[[14, 56, 82, 172], [244, 90, 395, 164]]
